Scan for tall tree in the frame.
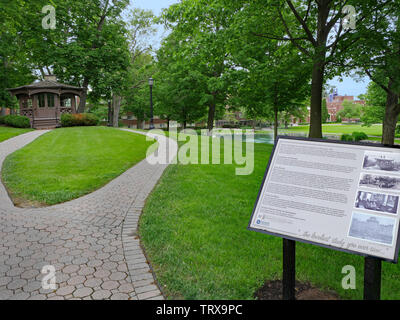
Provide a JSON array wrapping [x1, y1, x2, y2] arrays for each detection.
[[347, 2, 400, 144], [0, 0, 36, 114], [226, 0, 311, 139], [123, 53, 157, 128], [253, 0, 390, 138], [1, 0, 131, 115], [122, 8, 157, 128], [360, 82, 387, 127], [155, 34, 208, 128], [55, 0, 130, 113], [161, 0, 237, 130]]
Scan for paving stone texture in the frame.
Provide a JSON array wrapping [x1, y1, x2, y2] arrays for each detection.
[[0, 129, 177, 300]]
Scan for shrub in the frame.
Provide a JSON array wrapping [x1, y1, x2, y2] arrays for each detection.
[[0, 115, 5, 125], [61, 113, 99, 127], [341, 134, 354, 142], [3, 115, 31, 128], [352, 131, 369, 142], [60, 113, 74, 127]]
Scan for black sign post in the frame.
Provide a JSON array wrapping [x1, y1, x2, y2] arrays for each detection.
[[283, 242, 383, 300], [283, 239, 296, 300], [364, 257, 382, 300]]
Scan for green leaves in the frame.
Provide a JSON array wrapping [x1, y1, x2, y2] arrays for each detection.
[[0, 0, 131, 108], [360, 82, 387, 127], [337, 101, 362, 121], [155, 0, 238, 127], [121, 8, 158, 121]]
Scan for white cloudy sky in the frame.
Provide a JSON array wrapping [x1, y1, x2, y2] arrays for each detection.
[[128, 0, 368, 97]]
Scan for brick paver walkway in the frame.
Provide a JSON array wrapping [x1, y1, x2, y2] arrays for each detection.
[[0, 129, 177, 300]]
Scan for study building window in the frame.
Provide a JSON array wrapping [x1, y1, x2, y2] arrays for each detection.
[[61, 97, 72, 108], [47, 94, 55, 108], [38, 94, 46, 108]]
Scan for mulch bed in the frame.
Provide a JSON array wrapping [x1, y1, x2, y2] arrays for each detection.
[[255, 280, 340, 300]]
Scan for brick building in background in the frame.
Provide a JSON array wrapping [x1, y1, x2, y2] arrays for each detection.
[[121, 113, 168, 129], [326, 91, 365, 122]]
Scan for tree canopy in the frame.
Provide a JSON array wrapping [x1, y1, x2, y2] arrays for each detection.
[[1, 0, 399, 141]]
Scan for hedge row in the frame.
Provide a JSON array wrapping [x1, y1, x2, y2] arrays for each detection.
[[341, 132, 369, 142], [61, 113, 99, 127], [0, 115, 31, 128]]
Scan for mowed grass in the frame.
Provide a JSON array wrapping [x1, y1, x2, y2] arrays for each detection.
[[140, 137, 400, 300], [2, 127, 155, 206], [0, 126, 33, 142], [280, 124, 384, 136]]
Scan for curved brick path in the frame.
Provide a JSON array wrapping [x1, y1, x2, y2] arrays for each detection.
[[0, 129, 177, 300]]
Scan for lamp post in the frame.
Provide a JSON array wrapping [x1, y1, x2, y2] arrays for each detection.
[[149, 77, 154, 130]]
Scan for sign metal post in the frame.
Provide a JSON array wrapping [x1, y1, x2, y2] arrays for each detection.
[[283, 239, 296, 300], [364, 257, 382, 300]]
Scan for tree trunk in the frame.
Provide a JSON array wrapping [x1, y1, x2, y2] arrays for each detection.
[[309, 0, 330, 139], [274, 104, 278, 142], [309, 58, 325, 139], [112, 95, 122, 128], [382, 89, 400, 146], [167, 117, 170, 131], [107, 101, 112, 126], [207, 93, 216, 131], [76, 3, 109, 114], [77, 77, 89, 113]]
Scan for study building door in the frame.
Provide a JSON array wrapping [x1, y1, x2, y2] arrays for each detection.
[[35, 93, 56, 118]]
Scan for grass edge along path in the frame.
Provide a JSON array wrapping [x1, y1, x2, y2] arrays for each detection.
[[139, 137, 400, 300], [2, 127, 156, 206], [0, 126, 33, 143]]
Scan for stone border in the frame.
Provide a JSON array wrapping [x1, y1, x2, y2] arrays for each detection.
[[121, 130, 177, 300]]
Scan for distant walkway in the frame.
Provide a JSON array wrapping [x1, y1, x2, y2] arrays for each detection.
[[0, 129, 178, 300]]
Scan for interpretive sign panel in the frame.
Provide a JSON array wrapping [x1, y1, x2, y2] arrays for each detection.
[[248, 137, 400, 262]]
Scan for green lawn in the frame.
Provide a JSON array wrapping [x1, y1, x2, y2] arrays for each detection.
[[140, 137, 400, 300], [273, 124, 400, 143], [279, 124, 384, 136], [0, 126, 33, 143], [2, 127, 155, 206]]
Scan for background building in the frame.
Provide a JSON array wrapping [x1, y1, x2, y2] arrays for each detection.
[[326, 90, 365, 122]]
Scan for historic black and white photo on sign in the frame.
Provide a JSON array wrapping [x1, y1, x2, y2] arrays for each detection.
[[349, 212, 396, 245], [359, 173, 400, 191], [363, 151, 400, 172], [355, 191, 399, 214]]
